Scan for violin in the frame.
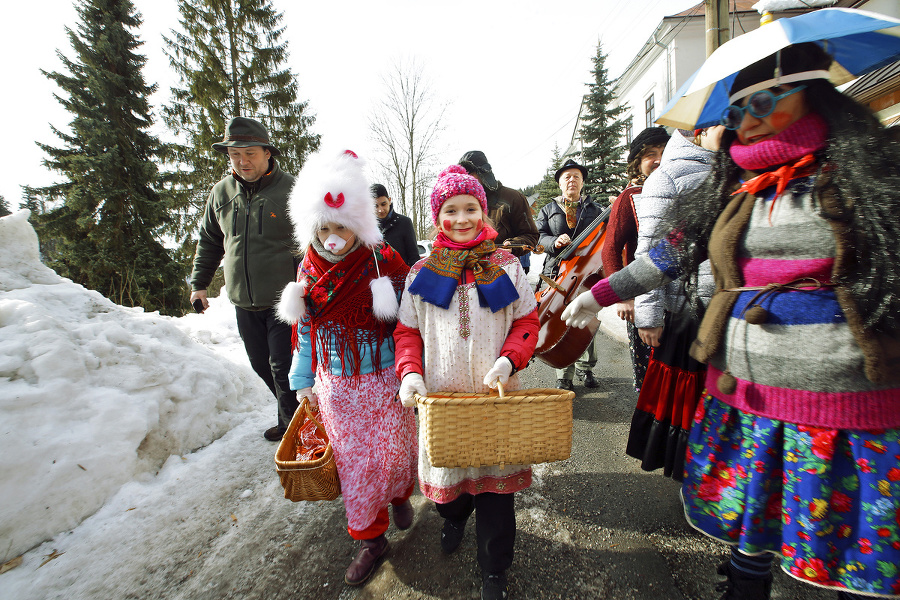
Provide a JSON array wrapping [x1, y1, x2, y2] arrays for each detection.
[[533, 206, 611, 369], [503, 243, 545, 255]]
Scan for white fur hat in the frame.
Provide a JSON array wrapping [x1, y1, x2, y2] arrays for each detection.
[[288, 148, 382, 249]]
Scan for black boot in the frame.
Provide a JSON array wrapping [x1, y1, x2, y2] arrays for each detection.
[[481, 571, 509, 600], [715, 560, 772, 600], [440, 517, 467, 554], [263, 425, 286, 441], [556, 378, 574, 391], [575, 369, 599, 388]]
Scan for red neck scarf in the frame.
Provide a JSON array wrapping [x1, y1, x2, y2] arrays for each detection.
[[433, 225, 495, 250]]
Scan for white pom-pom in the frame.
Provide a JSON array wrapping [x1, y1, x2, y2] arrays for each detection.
[[276, 279, 307, 323], [370, 276, 399, 321]]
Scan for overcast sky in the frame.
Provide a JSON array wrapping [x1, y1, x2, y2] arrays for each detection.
[[1, 0, 701, 208]]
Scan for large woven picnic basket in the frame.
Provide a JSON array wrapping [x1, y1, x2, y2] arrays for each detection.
[[274, 398, 341, 502], [416, 383, 574, 468]]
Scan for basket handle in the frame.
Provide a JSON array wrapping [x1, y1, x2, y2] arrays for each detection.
[[415, 381, 506, 402], [300, 396, 329, 440]]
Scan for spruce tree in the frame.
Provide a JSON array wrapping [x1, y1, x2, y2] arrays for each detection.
[[31, 0, 184, 315], [579, 42, 628, 202], [162, 0, 320, 247], [20, 186, 45, 218], [534, 144, 564, 212], [0, 196, 10, 218]]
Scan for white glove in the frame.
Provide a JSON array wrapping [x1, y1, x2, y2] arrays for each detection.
[[297, 387, 317, 409], [483, 357, 513, 389], [399, 373, 427, 408], [561, 290, 602, 329]]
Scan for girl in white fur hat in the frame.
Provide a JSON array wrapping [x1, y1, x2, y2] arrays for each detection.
[[277, 149, 416, 587]]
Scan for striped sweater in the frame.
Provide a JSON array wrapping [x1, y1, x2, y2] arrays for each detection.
[[593, 175, 900, 430]]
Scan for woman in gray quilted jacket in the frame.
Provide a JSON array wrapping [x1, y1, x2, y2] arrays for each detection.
[[626, 126, 722, 480]]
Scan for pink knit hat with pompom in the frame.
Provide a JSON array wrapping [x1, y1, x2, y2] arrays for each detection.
[[429, 165, 487, 223]]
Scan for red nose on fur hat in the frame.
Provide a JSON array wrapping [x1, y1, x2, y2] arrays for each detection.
[[429, 165, 487, 223], [287, 147, 382, 249]]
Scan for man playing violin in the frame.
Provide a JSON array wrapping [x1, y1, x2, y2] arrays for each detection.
[[535, 158, 605, 391]]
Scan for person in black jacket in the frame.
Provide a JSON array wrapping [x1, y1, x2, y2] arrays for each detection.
[[535, 158, 604, 391], [459, 151, 539, 272], [372, 183, 420, 266]]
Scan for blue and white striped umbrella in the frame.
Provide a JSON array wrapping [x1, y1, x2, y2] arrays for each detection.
[[657, 8, 900, 130]]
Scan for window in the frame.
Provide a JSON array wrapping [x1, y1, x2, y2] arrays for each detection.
[[625, 117, 633, 146], [645, 94, 655, 129]]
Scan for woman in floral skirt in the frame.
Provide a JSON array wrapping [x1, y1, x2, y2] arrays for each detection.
[[563, 43, 900, 600]]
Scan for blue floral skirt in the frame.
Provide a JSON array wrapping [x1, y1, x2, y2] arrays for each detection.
[[682, 393, 900, 597]]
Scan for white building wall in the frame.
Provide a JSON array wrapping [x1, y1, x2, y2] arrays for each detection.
[[858, 0, 900, 19]]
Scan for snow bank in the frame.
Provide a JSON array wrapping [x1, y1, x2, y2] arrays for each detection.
[[0, 210, 263, 562]]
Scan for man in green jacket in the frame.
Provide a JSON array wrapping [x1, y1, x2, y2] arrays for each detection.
[[190, 117, 299, 441]]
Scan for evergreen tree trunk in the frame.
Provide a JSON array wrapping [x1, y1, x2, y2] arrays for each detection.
[[535, 144, 564, 211], [30, 0, 184, 315]]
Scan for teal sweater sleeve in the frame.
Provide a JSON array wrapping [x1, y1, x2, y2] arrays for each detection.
[[287, 323, 397, 391]]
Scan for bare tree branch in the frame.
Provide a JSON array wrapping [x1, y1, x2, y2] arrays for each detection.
[[368, 58, 446, 238]]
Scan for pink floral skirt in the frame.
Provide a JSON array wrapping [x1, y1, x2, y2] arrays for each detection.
[[316, 367, 417, 532]]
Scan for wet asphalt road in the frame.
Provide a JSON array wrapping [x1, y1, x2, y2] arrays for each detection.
[[138, 325, 837, 600], [232, 328, 834, 600]]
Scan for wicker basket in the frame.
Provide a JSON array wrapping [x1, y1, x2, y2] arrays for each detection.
[[416, 383, 574, 468], [274, 398, 341, 502]]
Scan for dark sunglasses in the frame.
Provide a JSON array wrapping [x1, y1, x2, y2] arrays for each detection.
[[720, 85, 807, 130]]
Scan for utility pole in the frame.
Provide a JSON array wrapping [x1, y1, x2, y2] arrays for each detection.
[[705, 0, 730, 56]]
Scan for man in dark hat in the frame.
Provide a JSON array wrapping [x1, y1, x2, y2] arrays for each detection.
[[190, 116, 299, 441], [458, 151, 538, 271], [535, 158, 605, 391]]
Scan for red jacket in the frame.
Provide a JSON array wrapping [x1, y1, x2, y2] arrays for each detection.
[[601, 185, 642, 276]]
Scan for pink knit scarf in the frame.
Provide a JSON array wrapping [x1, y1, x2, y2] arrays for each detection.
[[729, 112, 828, 170]]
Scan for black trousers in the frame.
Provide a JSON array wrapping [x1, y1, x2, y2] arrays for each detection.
[[436, 492, 516, 574], [234, 306, 298, 429]]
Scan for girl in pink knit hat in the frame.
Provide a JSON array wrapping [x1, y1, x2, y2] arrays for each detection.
[[393, 165, 539, 600]]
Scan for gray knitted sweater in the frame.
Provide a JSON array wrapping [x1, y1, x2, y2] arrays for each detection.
[[634, 130, 715, 329]]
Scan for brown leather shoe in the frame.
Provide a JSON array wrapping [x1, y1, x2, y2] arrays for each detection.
[[263, 426, 286, 441], [392, 500, 414, 530], [344, 535, 389, 586]]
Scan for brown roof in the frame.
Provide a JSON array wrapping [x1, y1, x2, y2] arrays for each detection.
[[670, 0, 759, 18]]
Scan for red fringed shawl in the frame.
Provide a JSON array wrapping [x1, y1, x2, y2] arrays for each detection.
[[294, 243, 408, 380]]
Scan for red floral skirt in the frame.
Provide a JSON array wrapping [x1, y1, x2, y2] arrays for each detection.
[[626, 310, 705, 481]]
